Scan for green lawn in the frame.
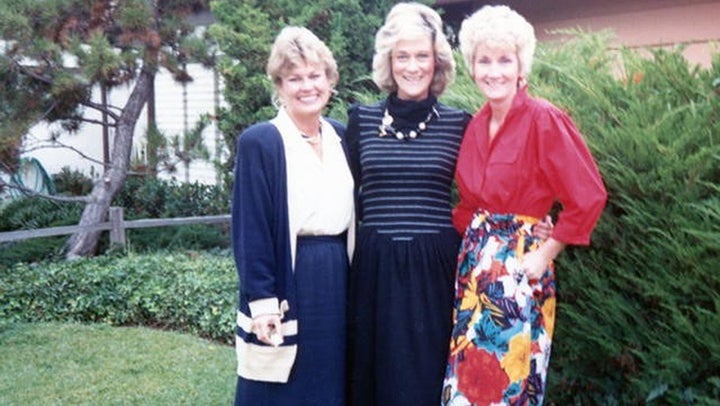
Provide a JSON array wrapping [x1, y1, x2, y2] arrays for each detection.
[[0, 323, 235, 405]]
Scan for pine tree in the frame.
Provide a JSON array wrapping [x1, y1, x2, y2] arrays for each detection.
[[0, 0, 214, 257]]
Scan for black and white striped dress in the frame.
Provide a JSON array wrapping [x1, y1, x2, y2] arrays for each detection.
[[347, 97, 470, 406]]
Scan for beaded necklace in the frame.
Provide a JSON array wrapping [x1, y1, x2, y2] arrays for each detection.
[[378, 105, 438, 140]]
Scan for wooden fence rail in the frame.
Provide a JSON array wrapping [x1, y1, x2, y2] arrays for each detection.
[[0, 206, 230, 247]]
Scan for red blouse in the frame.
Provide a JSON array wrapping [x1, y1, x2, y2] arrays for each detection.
[[453, 86, 607, 245]]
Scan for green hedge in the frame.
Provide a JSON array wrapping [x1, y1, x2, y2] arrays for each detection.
[[443, 32, 720, 404], [0, 251, 237, 345]]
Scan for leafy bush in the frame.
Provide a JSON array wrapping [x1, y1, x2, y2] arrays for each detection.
[[114, 176, 230, 218], [532, 34, 719, 405], [0, 250, 237, 344], [447, 31, 720, 404], [0, 195, 83, 232], [52, 166, 94, 196], [0, 197, 84, 266], [0, 237, 67, 267], [112, 176, 231, 252]]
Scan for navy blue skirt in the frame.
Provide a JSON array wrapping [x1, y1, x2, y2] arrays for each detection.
[[348, 227, 460, 406], [235, 235, 348, 406]]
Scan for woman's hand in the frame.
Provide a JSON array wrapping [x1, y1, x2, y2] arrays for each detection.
[[521, 250, 551, 280], [521, 237, 566, 280], [533, 215, 554, 240], [252, 314, 284, 346]]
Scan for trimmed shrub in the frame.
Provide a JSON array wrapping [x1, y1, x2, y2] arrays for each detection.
[[0, 250, 237, 344]]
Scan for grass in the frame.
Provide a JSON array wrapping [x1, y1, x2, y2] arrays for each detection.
[[0, 322, 235, 405]]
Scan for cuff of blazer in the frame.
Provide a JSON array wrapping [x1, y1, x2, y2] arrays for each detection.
[[248, 297, 279, 318], [236, 339, 297, 383]]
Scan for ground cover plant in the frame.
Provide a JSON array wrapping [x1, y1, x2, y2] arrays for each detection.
[[0, 251, 237, 344]]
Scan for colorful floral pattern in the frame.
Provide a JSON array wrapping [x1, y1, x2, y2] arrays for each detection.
[[442, 211, 556, 406]]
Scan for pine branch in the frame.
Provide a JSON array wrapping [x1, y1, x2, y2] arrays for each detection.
[[22, 143, 107, 168]]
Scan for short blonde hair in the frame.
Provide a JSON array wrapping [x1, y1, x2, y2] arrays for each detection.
[[458, 5, 536, 81], [372, 2, 455, 96], [266, 26, 339, 91]]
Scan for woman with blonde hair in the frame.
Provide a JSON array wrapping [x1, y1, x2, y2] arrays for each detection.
[[231, 25, 354, 405], [441, 5, 607, 405], [345, 3, 469, 405]]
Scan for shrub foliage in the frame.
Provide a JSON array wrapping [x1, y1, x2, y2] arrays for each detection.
[[0, 251, 236, 345], [0, 176, 231, 267], [0, 197, 84, 264], [535, 34, 719, 406], [112, 176, 231, 252]]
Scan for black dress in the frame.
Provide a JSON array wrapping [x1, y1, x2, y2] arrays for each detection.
[[346, 94, 470, 406]]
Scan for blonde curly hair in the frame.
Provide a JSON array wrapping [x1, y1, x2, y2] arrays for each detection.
[[266, 26, 339, 91], [458, 5, 536, 82], [372, 2, 455, 96]]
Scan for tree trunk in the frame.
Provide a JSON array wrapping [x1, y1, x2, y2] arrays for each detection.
[[65, 68, 154, 258]]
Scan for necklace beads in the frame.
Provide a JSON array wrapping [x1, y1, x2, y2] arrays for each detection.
[[378, 106, 438, 140]]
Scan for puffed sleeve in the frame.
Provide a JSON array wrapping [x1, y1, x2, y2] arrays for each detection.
[[231, 124, 285, 316], [537, 106, 607, 245]]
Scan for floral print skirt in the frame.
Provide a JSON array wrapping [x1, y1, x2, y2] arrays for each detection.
[[442, 211, 556, 406]]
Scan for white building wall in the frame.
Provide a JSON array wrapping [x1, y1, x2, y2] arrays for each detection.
[[22, 63, 226, 186]]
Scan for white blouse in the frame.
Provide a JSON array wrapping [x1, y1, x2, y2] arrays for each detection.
[[271, 108, 355, 267]]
